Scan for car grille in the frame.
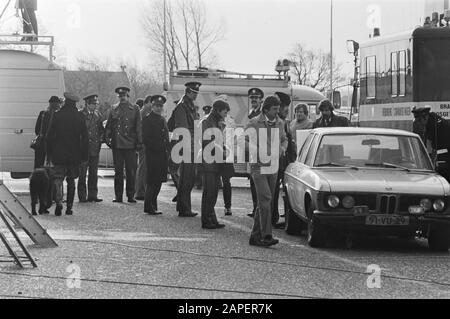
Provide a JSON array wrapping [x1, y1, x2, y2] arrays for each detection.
[[378, 195, 397, 214]]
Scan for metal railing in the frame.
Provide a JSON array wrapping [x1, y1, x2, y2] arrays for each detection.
[[0, 34, 55, 61], [171, 69, 288, 82]]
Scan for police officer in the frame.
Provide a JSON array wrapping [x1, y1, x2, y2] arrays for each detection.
[[78, 94, 105, 203], [135, 95, 153, 200], [46, 92, 89, 216], [173, 82, 201, 217], [412, 105, 450, 181], [247, 87, 264, 217], [142, 95, 170, 215], [105, 87, 143, 203]]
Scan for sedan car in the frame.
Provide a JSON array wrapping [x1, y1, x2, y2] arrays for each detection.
[[284, 127, 450, 251]]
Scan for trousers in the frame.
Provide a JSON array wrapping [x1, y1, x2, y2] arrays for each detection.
[[112, 149, 137, 200], [135, 148, 147, 198], [201, 172, 219, 226], [251, 171, 277, 240], [221, 175, 231, 209], [78, 155, 99, 201], [176, 162, 196, 213], [144, 182, 162, 212]]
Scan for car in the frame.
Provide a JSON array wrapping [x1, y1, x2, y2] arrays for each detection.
[[283, 127, 450, 251]]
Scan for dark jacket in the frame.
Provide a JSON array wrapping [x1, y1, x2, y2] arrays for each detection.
[[80, 108, 105, 157], [35, 109, 57, 148], [313, 112, 349, 128], [142, 112, 170, 183], [46, 104, 89, 166], [105, 101, 142, 150], [173, 95, 199, 137], [200, 111, 225, 173], [423, 112, 450, 150]]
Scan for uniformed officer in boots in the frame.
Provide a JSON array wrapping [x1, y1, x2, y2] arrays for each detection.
[[78, 94, 105, 203], [173, 82, 202, 217], [105, 87, 143, 203], [142, 95, 170, 215], [247, 87, 264, 217]]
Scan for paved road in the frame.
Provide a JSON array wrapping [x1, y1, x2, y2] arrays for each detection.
[[0, 172, 449, 299]]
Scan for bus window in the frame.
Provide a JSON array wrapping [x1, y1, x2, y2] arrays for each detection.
[[366, 55, 376, 99], [399, 50, 406, 96], [391, 52, 398, 97]]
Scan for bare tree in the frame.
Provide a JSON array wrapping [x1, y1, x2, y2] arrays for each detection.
[[120, 61, 162, 102], [288, 43, 345, 92], [140, 0, 225, 73]]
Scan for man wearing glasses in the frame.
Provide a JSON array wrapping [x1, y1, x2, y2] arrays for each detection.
[[105, 87, 143, 203], [78, 94, 105, 203]]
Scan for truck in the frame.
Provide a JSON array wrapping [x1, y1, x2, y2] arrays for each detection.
[[0, 34, 65, 178]]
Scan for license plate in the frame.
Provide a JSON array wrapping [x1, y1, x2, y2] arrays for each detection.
[[365, 215, 410, 226]]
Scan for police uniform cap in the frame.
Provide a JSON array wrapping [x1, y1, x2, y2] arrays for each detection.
[[203, 105, 212, 112], [63, 92, 80, 103], [115, 86, 131, 94], [151, 95, 167, 105], [83, 94, 98, 102], [49, 96, 60, 103], [411, 105, 431, 115], [248, 88, 264, 98], [185, 81, 202, 93], [274, 92, 291, 106]]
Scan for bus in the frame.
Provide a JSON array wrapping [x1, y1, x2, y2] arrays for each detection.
[[358, 26, 450, 131]]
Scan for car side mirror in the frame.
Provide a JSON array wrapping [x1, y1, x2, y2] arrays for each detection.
[[435, 161, 448, 175]]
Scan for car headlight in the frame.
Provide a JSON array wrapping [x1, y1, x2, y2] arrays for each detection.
[[433, 199, 445, 212], [420, 198, 432, 212], [327, 195, 340, 208], [342, 195, 355, 209]]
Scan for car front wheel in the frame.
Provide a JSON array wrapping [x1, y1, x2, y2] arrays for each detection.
[[306, 204, 327, 248], [428, 226, 450, 252]]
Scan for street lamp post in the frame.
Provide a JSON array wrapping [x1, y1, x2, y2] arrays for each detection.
[[347, 39, 359, 123]]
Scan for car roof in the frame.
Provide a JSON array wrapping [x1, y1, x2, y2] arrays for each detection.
[[311, 127, 418, 137]]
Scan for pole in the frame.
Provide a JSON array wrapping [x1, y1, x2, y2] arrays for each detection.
[[163, 0, 167, 83], [330, 0, 333, 102]]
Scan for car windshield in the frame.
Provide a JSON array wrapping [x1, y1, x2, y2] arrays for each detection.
[[313, 134, 433, 170]]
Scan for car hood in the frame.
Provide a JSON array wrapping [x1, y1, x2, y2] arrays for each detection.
[[314, 169, 448, 195]]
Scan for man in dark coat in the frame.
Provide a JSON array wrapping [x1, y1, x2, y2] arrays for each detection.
[[173, 82, 201, 217], [78, 94, 105, 203], [34, 96, 61, 168], [313, 99, 349, 128], [46, 92, 89, 216], [135, 95, 153, 200], [247, 88, 264, 218], [200, 99, 230, 229], [105, 87, 143, 203], [142, 95, 170, 215]]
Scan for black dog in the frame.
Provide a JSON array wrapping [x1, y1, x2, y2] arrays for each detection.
[[30, 167, 54, 215]]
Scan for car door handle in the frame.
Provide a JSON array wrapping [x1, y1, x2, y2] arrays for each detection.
[[14, 129, 23, 134]]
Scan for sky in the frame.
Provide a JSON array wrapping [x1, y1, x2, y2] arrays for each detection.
[[0, 0, 447, 79]]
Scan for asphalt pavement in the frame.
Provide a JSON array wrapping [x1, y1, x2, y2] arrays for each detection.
[[0, 171, 449, 299]]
